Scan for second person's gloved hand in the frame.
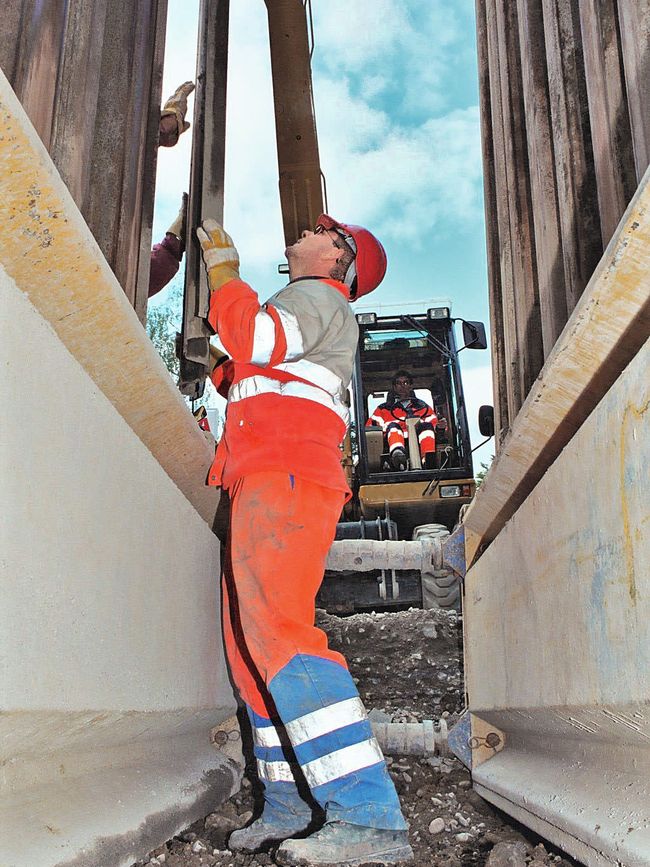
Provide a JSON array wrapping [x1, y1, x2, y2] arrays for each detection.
[[161, 81, 195, 139], [167, 194, 187, 243], [197, 219, 240, 291]]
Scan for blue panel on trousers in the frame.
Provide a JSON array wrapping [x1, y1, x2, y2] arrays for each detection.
[[293, 718, 375, 765], [269, 654, 359, 720], [267, 655, 407, 830]]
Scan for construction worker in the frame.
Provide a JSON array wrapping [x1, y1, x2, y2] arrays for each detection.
[[149, 82, 195, 297], [367, 370, 438, 470], [197, 216, 413, 866], [149, 196, 186, 297]]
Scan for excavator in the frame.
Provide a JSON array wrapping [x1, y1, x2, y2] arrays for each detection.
[[177, 0, 490, 612], [321, 304, 489, 612], [4, 1, 648, 865]]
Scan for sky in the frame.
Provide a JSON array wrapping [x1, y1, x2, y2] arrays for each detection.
[[150, 0, 494, 469]]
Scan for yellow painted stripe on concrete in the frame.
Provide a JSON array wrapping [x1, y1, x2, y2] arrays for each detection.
[[0, 71, 218, 525], [464, 166, 650, 564]]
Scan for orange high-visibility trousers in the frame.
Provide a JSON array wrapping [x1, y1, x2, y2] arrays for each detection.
[[385, 420, 435, 457], [221, 471, 406, 830], [222, 472, 347, 712]]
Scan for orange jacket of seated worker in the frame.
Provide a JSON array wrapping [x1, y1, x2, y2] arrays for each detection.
[[367, 391, 438, 458]]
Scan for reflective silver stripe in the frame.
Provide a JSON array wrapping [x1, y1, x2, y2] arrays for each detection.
[[253, 724, 281, 749], [229, 376, 349, 426], [418, 430, 435, 441], [301, 738, 384, 788], [286, 697, 367, 746], [254, 698, 367, 749], [276, 358, 344, 396], [250, 310, 277, 365], [257, 757, 295, 783], [273, 305, 304, 360]]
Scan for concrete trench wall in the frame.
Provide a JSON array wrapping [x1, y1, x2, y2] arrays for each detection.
[[461, 164, 650, 865], [464, 338, 649, 866], [0, 73, 240, 867]]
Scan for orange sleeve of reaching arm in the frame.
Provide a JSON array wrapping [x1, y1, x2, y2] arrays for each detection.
[[207, 278, 287, 366], [207, 279, 259, 361]]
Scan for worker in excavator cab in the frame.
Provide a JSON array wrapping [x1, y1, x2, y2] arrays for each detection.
[[197, 215, 413, 866], [367, 370, 438, 471]]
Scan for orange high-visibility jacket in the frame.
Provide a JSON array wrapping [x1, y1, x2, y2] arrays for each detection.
[[207, 276, 358, 494], [366, 395, 437, 435]]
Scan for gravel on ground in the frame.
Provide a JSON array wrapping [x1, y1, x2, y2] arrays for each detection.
[[132, 608, 578, 867]]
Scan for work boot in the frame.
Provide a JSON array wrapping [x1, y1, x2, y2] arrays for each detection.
[[276, 821, 413, 865], [228, 813, 311, 853], [391, 448, 408, 471]]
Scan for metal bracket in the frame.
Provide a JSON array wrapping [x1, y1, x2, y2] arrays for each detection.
[[448, 711, 505, 770], [441, 524, 466, 580]]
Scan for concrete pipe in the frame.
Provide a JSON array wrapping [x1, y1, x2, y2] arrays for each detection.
[[371, 718, 450, 757], [325, 538, 444, 574]]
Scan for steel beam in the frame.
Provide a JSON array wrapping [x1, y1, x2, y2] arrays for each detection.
[[178, 0, 229, 399], [1, 0, 168, 320], [265, 0, 324, 246], [463, 165, 650, 563], [0, 68, 219, 526]]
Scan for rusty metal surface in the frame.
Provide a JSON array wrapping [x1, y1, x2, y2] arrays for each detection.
[[265, 0, 324, 246], [178, 0, 230, 399], [1, 0, 168, 319], [476, 0, 650, 442], [463, 166, 650, 563]]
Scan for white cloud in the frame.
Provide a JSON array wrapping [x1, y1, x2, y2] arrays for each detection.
[[311, 0, 465, 117], [151, 0, 199, 241], [315, 76, 482, 243], [153, 0, 483, 287], [222, 2, 285, 272]]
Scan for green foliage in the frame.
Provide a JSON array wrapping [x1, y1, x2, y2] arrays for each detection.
[[146, 284, 183, 380], [475, 456, 494, 488], [146, 282, 223, 436]]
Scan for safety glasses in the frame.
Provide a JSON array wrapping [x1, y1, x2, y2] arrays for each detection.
[[314, 224, 358, 290]]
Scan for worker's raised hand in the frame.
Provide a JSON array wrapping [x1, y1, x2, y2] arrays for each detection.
[[167, 193, 187, 242], [197, 219, 240, 290], [160, 81, 195, 146]]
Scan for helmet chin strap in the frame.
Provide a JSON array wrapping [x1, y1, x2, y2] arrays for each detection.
[[341, 233, 358, 290], [343, 257, 357, 289]]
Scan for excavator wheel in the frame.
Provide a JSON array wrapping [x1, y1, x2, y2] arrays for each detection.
[[412, 524, 461, 610]]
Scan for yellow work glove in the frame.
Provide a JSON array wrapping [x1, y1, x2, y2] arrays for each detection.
[[167, 194, 187, 241], [161, 81, 195, 138], [196, 219, 240, 291]]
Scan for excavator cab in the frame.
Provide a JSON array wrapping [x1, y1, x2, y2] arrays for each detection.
[[319, 305, 485, 612], [350, 305, 482, 536]]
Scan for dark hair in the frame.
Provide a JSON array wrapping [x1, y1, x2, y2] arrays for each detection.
[[392, 369, 413, 385], [329, 242, 356, 286]]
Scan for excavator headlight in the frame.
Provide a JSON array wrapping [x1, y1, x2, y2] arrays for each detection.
[[356, 312, 377, 324], [428, 307, 450, 319], [440, 485, 461, 498]]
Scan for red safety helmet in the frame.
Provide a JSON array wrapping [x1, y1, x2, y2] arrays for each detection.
[[316, 214, 387, 300]]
